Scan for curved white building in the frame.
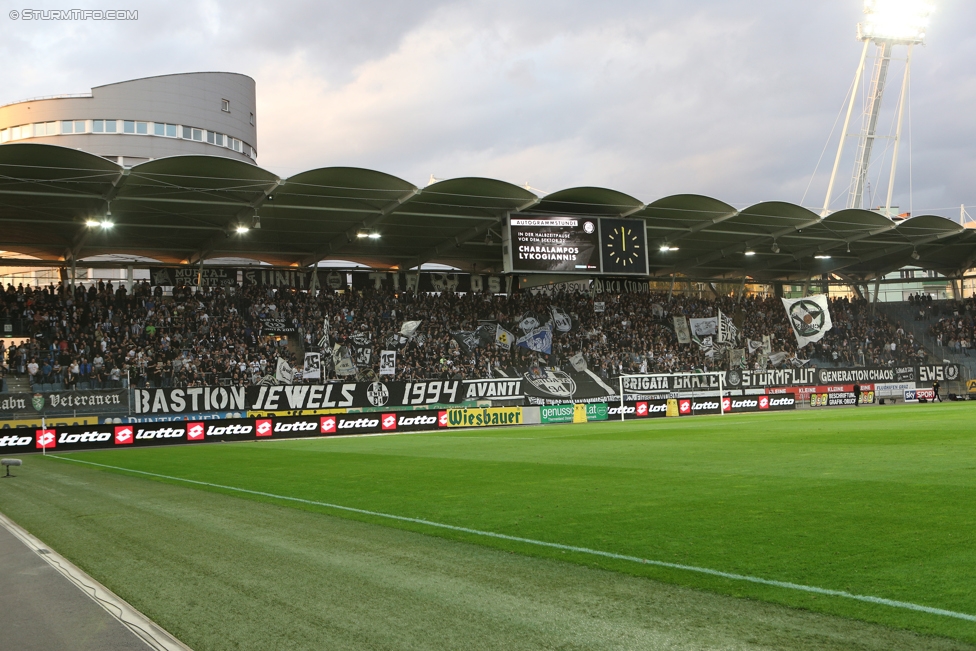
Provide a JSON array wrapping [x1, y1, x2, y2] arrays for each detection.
[[0, 72, 257, 166]]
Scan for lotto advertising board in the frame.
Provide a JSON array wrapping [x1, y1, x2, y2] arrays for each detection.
[[608, 400, 669, 420], [609, 394, 795, 420], [0, 411, 453, 453], [722, 394, 797, 413]]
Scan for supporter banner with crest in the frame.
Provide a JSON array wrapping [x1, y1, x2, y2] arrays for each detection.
[[721, 364, 959, 390], [260, 318, 298, 335], [149, 267, 237, 287], [241, 268, 316, 290], [0, 390, 128, 417], [349, 271, 510, 293]]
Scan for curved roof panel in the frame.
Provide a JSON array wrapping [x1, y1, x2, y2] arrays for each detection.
[[2, 143, 976, 280], [532, 186, 642, 216]]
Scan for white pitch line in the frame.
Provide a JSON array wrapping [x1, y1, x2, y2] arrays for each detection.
[[50, 455, 976, 624]]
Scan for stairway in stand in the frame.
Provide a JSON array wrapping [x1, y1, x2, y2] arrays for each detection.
[[3, 376, 31, 393]]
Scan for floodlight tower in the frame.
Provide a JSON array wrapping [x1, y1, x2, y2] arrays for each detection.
[[822, 0, 934, 217]]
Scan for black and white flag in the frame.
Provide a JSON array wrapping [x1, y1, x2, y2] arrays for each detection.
[[379, 350, 396, 376], [673, 316, 692, 344], [690, 317, 718, 337], [717, 309, 739, 343], [333, 344, 357, 376], [549, 306, 573, 333], [782, 295, 833, 348], [275, 358, 295, 385], [302, 352, 322, 380]]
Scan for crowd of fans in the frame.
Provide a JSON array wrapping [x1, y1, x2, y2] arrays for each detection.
[[0, 278, 935, 392], [928, 297, 976, 356]]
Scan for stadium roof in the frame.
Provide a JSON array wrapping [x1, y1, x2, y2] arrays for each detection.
[[0, 142, 972, 282]]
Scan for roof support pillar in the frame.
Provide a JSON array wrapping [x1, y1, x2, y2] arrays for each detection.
[[802, 277, 811, 297], [872, 277, 881, 312], [667, 273, 676, 303], [308, 266, 319, 295], [736, 276, 747, 303]]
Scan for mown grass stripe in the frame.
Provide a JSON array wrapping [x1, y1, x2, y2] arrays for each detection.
[[52, 454, 976, 624]]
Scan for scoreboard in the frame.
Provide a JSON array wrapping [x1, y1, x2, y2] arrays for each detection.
[[503, 216, 648, 275]]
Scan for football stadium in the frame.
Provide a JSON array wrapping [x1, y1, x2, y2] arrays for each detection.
[[2, 2, 976, 650]]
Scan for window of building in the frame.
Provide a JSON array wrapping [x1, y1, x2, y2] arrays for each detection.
[[11, 126, 22, 139], [165, 124, 176, 137], [75, 120, 86, 133], [123, 120, 135, 134], [221, 99, 230, 112], [0, 129, 8, 143], [192, 128, 203, 141], [136, 121, 148, 134], [214, 133, 224, 146], [62, 120, 74, 134], [249, 112, 254, 126], [105, 120, 117, 133], [154, 122, 164, 136], [901, 270, 915, 279], [206, 130, 214, 144], [93, 120, 104, 133], [250, 146, 256, 159], [182, 125, 192, 139]]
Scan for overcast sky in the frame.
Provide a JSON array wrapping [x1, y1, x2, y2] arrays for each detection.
[[2, 0, 974, 218]]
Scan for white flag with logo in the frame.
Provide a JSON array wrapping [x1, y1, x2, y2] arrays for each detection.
[[332, 344, 357, 376], [673, 316, 692, 344], [495, 325, 514, 350], [782, 295, 833, 348], [569, 352, 587, 372], [275, 357, 295, 385], [379, 350, 396, 376], [690, 317, 718, 337], [400, 320, 423, 338]]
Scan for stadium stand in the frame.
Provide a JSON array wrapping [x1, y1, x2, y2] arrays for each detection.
[[0, 279, 937, 389]]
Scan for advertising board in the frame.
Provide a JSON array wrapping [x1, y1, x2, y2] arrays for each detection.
[[445, 407, 523, 428]]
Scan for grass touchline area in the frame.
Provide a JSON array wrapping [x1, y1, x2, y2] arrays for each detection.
[[50, 453, 976, 624]]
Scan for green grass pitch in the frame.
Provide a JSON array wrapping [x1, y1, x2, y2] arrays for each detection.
[[2, 403, 976, 649]]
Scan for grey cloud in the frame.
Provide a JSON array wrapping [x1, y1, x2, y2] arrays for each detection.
[[0, 0, 973, 216]]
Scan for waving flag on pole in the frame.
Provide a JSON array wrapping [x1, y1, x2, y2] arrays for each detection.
[[782, 295, 833, 348], [516, 323, 553, 355]]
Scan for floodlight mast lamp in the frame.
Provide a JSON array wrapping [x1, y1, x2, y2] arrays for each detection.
[[821, 0, 933, 219]]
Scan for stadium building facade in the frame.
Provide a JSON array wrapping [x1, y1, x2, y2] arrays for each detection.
[[0, 72, 257, 167]]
